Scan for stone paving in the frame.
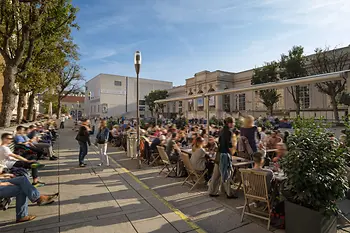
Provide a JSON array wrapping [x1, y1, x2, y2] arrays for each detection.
[[1, 125, 350, 233]]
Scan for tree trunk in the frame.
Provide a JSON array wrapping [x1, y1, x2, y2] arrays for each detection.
[[26, 92, 35, 121], [268, 106, 274, 116], [330, 94, 340, 122], [295, 102, 301, 116], [56, 96, 62, 117], [295, 86, 301, 116], [0, 65, 18, 127], [16, 90, 26, 124]]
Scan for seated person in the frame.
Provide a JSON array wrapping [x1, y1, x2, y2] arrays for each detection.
[[15, 126, 57, 161], [0, 174, 59, 223], [111, 125, 119, 138], [266, 130, 282, 150], [190, 137, 214, 181], [150, 135, 166, 152], [204, 136, 218, 157], [272, 143, 287, 164], [0, 133, 45, 187], [165, 132, 181, 162], [252, 152, 274, 191]]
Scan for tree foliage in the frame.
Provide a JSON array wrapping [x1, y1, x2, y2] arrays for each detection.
[[309, 46, 350, 122], [252, 61, 281, 116], [145, 90, 168, 117], [280, 46, 308, 116], [0, 0, 78, 127]]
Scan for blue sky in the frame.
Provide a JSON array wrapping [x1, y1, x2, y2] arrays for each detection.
[[72, 0, 350, 86]]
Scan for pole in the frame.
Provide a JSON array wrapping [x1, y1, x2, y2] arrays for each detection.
[[134, 51, 142, 169], [205, 96, 210, 134], [136, 72, 141, 168]]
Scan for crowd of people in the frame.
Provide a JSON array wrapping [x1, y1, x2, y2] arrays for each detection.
[[0, 120, 60, 223], [103, 115, 290, 201]]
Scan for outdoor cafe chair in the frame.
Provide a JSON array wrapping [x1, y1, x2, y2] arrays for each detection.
[[157, 146, 177, 177], [240, 168, 272, 230], [180, 153, 208, 191]]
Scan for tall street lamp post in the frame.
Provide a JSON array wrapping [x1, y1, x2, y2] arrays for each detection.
[[76, 101, 79, 122], [134, 51, 142, 168]]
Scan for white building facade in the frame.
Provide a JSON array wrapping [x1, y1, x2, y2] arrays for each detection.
[[85, 74, 173, 118]]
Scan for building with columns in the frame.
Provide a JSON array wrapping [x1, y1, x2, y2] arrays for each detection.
[[163, 47, 350, 120]]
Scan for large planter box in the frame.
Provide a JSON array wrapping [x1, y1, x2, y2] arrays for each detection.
[[285, 201, 337, 233]]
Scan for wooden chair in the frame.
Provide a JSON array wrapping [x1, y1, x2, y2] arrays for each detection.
[[157, 146, 177, 177], [181, 153, 207, 191], [240, 168, 272, 230]]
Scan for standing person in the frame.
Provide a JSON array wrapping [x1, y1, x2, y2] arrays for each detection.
[[60, 116, 65, 129], [208, 117, 237, 199], [240, 115, 260, 153], [75, 119, 91, 167], [96, 120, 110, 166]]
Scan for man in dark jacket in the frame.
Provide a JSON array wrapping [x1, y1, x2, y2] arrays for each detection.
[[208, 117, 237, 199]]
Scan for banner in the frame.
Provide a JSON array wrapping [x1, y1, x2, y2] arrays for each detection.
[[209, 96, 215, 106], [197, 98, 204, 107]]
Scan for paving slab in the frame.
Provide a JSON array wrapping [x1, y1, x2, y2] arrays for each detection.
[[60, 215, 137, 233]]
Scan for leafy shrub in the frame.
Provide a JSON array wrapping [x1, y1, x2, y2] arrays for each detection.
[[281, 118, 348, 215]]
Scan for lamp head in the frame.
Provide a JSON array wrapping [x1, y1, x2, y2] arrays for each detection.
[[134, 51, 142, 65]]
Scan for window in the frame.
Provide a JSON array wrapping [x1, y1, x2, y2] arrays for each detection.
[[114, 81, 122, 86], [139, 100, 145, 105], [223, 95, 230, 112], [188, 100, 193, 111], [98, 105, 100, 113], [178, 101, 183, 113], [300, 86, 310, 109], [239, 94, 246, 111], [139, 106, 145, 111], [197, 98, 204, 111], [172, 102, 176, 113]]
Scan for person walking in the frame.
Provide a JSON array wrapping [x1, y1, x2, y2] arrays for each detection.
[[208, 117, 237, 199], [60, 116, 65, 129], [75, 119, 91, 167], [96, 120, 110, 166]]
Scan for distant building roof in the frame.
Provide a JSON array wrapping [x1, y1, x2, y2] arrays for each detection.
[[62, 96, 85, 103]]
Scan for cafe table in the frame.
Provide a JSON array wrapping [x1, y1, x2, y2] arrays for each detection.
[[231, 159, 254, 194]]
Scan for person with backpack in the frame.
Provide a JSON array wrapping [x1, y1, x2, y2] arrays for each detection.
[[96, 120, 110, 166]]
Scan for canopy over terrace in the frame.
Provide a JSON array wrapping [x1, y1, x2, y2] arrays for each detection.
[[155, 70, 350, 131]]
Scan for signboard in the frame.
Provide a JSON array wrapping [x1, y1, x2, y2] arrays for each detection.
[[209, 96, 215, 106], [102, 103, 108, 113], [197, 98, 204, 107]]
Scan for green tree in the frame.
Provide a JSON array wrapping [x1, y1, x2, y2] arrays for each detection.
[[309, 46, 350, 122], [16, 33, 78, 122], [144, 90, 168, 117], [0, 0, 78, 127], [280, 46, 308, 116], [56, 63, 83, 117], [251, 61, 281, 116]]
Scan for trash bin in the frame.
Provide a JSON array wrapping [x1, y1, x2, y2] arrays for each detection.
[[127, 132, 137, 158]]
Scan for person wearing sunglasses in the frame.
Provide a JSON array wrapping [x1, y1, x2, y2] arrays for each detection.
[[0, 133, 45, 187]]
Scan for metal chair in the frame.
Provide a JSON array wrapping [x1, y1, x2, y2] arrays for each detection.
[[181, 153, 207, 191], [240, 168, 272, 230]]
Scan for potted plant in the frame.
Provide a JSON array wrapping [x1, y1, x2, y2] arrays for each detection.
[[281, 118, 348, 233]]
